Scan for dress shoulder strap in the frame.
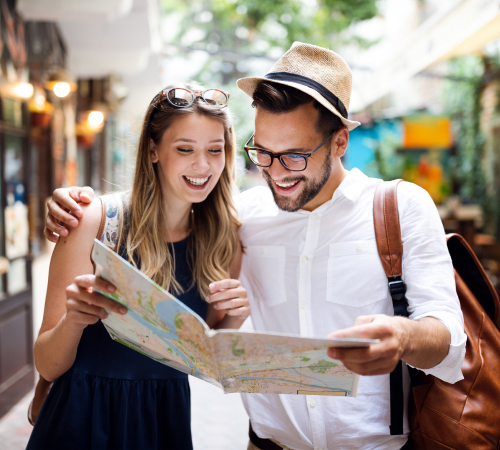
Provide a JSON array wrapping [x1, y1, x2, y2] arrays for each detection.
[[96, 194, 120, 250]]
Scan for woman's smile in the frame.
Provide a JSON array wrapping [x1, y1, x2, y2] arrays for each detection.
[[183, 175, 212, 190]]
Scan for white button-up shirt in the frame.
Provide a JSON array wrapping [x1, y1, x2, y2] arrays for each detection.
[[235, 168, 466, 450]]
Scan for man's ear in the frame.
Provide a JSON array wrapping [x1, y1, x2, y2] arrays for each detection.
[[333, 127, 349, 158], [150, 138, 159, 163]]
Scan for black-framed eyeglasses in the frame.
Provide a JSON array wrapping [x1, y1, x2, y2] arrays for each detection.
[[156, 87, 229, 109], [244, 130, 337, 172]]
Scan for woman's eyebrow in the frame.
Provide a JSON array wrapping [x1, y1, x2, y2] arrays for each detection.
[[173, 138, 196, 143], [173, 138, 224, 144]]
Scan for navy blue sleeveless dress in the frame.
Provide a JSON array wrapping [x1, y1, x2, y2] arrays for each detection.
[[27, 238, 207, 450]]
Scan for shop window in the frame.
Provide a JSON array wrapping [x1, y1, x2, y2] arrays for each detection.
[[3, 98, 23, 127], [5, 134, 28, 260], [7, 258, 27, 295]]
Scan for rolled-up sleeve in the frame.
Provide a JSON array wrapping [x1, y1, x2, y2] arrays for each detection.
[[398, 182, 466, 384]]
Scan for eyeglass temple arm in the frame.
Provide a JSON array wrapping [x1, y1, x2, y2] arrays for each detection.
[[310, 130, 337, 155]]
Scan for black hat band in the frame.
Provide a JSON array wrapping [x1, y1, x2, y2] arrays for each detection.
[[263, 71, 348, 119]]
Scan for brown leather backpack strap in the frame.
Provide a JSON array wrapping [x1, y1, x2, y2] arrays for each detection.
[[373, 180, 408, 309], [373, 179, 408, 437], [373, 179, 404, 278]]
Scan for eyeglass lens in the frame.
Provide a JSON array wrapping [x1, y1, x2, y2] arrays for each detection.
[[166, 88, 227, 107], [167, 88, 193, 107], [203, 89, 227, 106], [247, 149, 307, 171]]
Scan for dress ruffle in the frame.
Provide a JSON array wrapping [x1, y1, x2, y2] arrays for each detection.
[[27, 370, 192, 450]]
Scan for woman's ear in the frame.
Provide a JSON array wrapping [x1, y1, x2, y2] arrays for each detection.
[[150, 138, 159, 163]]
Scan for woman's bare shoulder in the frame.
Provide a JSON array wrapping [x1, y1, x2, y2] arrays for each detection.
[[54, 198, 103, 254]]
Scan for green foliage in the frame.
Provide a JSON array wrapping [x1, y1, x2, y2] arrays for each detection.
[[442, 56, 485, 202], [162, 0, 378, 54], [369, 131, 404, 181], [441, 56, 500, 234]]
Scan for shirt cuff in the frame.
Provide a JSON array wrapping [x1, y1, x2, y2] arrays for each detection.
[[408, 312, 467, 384]]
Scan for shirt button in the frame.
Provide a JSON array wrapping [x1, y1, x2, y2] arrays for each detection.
[[300, 301, 307, 310], [260, 247, 265, 254], [310, 400, 316, 408], [311, 212, 318, 220], [301, 255, 308, 262], [356, 243, 363, 251]]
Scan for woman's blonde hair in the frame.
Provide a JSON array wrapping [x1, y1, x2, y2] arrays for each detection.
[[120, 82, 241, 299]]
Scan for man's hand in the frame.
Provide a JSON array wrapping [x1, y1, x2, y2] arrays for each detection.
[[44, 186, 95, 243], [327, 315, 450, 376]]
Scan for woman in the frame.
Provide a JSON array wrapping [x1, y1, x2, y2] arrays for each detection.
[[28, 83, 249, 450]]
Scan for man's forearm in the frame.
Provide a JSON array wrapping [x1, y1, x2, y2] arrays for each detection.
[[399, 316, 450, 369]]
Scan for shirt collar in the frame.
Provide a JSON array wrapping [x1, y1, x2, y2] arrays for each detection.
[[331, 168, 367, 204], [291, 168, 368, 216]]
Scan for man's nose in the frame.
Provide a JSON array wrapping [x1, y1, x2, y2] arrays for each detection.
[[266, 157, 291, 179]]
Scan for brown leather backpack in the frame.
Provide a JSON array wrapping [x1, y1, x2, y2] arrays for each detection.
[[374, 180, 500, 450]]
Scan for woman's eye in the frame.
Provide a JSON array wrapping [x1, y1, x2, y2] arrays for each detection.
[[209, 148, 223, 153], [177, 148, 192, 153]]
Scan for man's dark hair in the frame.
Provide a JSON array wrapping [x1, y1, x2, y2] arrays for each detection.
[[251, 81, 343, 138]]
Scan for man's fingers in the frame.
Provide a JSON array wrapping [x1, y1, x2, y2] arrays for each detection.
[[43, 226, 60, 244], [209, 279, 240, 293], [353, 315, 376, 327], [46, 214, 69, 237], [68, 186, 94, 209], [47, 198, 79, 228], [78, 186, 95, 204], [327, 345, 384, 363], [52, 189, 82, 216], [341, 359, 398, 376], [329, 320, 393, 340]]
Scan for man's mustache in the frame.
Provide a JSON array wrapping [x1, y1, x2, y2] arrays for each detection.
[[262, 170, 307, 185]]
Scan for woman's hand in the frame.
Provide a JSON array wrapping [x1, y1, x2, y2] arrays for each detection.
[[64, 275, 127, 330], [206, 279, 250, 320]]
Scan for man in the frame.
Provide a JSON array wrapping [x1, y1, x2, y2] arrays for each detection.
[[44, 42, 465, 450]]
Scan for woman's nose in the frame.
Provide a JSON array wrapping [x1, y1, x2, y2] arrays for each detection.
[[192, 153, 210, 171]]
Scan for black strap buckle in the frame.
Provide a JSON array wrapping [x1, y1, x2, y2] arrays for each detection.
[[388, 277, 406, 301]]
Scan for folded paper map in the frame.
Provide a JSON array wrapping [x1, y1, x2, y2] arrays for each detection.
[[92, 239, 377, 396]]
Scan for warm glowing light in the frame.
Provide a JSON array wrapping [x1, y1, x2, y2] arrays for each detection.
[[88, 111, 104, 127], [13, 82, 34, 99], [53, 82, 71, 97], [34, 94, 46, 111]]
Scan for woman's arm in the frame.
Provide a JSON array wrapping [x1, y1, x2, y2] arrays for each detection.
[[205, 243, 250, 329], [34, 199, 125, 381]]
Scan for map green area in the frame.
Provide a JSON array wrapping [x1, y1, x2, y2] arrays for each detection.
[[92, 239, 376, 396]]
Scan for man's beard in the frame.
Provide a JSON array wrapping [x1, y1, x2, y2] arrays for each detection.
[[262, 147, 332, 212]]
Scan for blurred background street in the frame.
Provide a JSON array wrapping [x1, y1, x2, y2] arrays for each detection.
[[1, 0, 500, 448]]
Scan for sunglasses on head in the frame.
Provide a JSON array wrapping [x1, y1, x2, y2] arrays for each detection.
[[156, 87, 230, 109]]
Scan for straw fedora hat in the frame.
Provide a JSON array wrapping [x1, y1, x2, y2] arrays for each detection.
[[237, 41, 360, 131]]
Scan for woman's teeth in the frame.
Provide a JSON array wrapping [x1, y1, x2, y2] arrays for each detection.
[[275, 180, 299, 188], [185, 176, 209, 186]]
